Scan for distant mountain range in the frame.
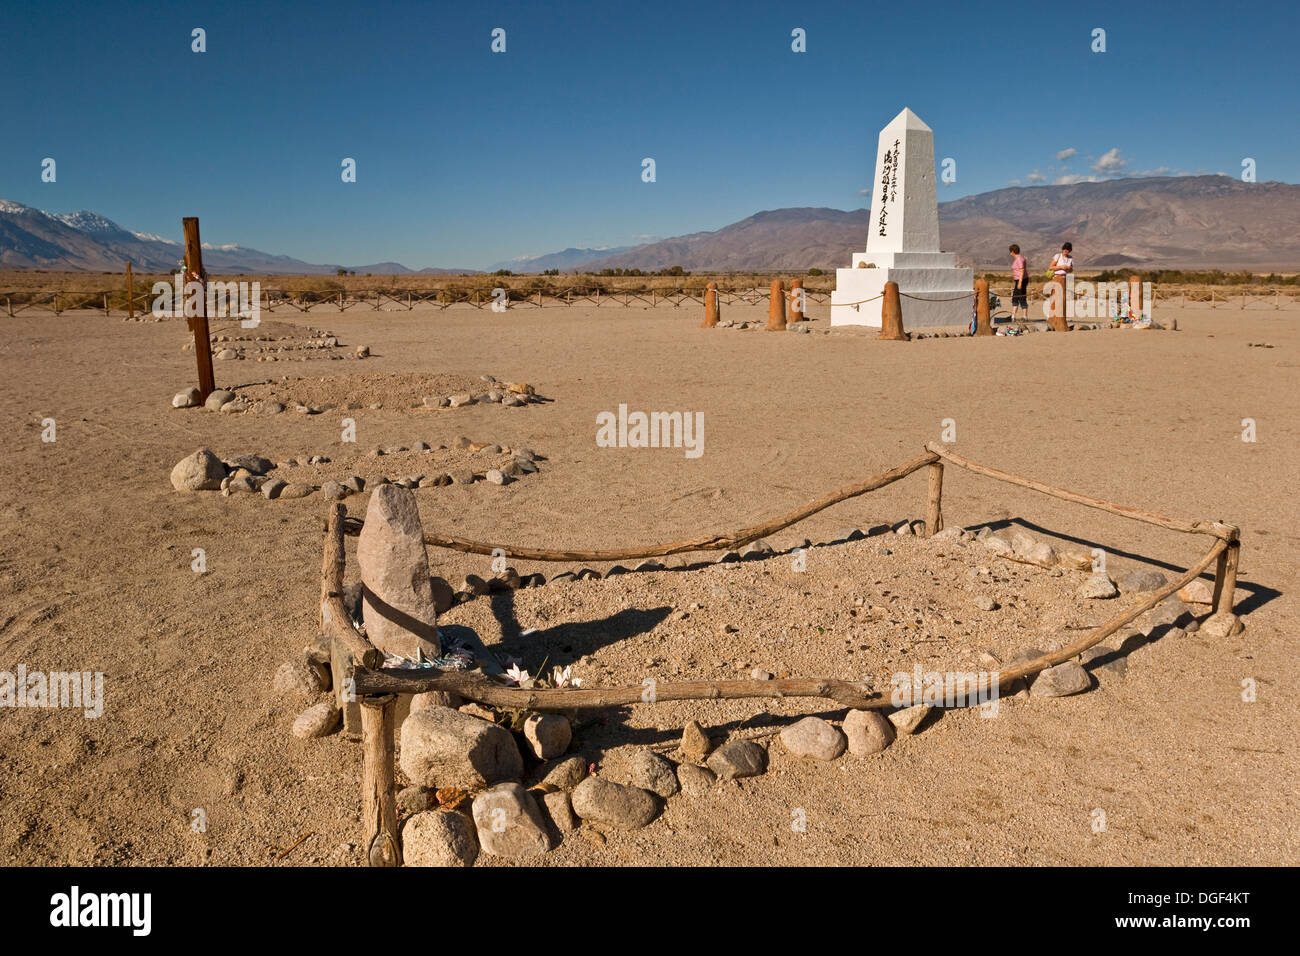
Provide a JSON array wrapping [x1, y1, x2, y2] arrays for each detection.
[[582, 176, 1300, 272], [3, 175, 1297, 275], [0, 200, 473, 274]]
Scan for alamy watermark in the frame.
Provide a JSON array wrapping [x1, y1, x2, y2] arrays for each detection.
[[151, 276, 261, 327], [1, 666, 104, 718], [596, 404, 703, 458], [891, 663, 1000, 716]]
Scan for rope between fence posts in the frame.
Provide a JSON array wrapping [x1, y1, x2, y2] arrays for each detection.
[[899, 291, 977, 301]]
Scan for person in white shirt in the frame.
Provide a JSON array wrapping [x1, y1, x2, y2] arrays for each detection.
[[1050, 242, 1074, 277]]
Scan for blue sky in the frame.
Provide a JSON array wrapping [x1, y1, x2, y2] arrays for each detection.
[[2, 0, 1296, 268]]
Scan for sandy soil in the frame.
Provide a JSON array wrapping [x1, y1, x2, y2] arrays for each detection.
[[0, 301, 1296, 866]]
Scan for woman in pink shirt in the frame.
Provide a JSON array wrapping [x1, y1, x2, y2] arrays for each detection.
[[1009, 244, 1028, 321]]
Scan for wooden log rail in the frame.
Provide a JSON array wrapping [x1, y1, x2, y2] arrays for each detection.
[[320, 444, 1243, 865]]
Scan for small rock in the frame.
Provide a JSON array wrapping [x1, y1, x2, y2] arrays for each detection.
[[170, 449, 227, 491], [402, 809, 478, 866], [749, 667, 773, 681], [215, 348, 238, 360], [1078, 573, 1119, 599], [681, 720, 714, 760], [471, 783, 551, 858], [779, 716, 847, 761], [291, 701, 340, 738], [1200, 612, 1243, 638], [262, 478, 288, 499], [893, 521, 913, 537], [204, 390, 235, 411], [982, 533, 1013, 555], [539, 789, 578, 832], [706, 740, 767, 781], [538, 755, 589, 791], [626, 748, 679, 797], [888, 704, 931, 735], [676, 763, 716, 796], [272, 658, 329, 698], [321, 481, 347, 501], [1177, 579, 1215, 604], [485, 469, 508, 485], [172, 387, 200, 408], [570, 777, 659, 829], [1030, 661, 1092, 697], [1079, 644, 1128, 680], [974, 594, 997, 611], [1122, 568, 1168, 593], [523, 714, 571, 760], [843, 709, 895, 755], [279, 483, 315, 499]]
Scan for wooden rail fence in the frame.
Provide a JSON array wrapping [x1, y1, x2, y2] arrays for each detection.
[[319, 444, 1242, 866]]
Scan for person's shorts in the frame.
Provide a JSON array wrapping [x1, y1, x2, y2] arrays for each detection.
[[1011, 280, 1028, 308]]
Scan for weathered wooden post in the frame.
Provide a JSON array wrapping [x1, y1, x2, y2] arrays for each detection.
[[766, 279, 786, 330], [879, 281, 907, 340], [789, 278, 804, 322], [1129, 275, 1142, 317], [126, 261, 135, 319], [1047, 275, 1069, 332], [1212, 532, 1240, 618], [183, 217, 216, 401], [360, 693, 401, 867], [702, 282, 719, 328], [925, 461, 944, 536], [974, 277, 992, 335]]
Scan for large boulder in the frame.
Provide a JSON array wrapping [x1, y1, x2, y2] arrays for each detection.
[[170, 449, 227, 491], [471, 783, 552, 858], [357, 484, 440, 659], [570, 777, 659, 829], [401, 810, 478, 867], [399, 707, 523, 790]]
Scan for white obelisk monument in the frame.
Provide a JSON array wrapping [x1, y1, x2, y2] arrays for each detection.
[[831, 108, 972, 328]]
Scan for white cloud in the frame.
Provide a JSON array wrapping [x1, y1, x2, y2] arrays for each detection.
[[1091, 148, 1127, 175], [1055, 174, 1100, 184], [1056, 147, 1077, 161], [1026, 170, 1046, 183], [859, 188, 871, 196], [1007, 179, 1022, 186]]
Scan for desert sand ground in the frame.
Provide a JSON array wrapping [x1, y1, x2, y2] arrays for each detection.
[[0, 300, 1296, 866]]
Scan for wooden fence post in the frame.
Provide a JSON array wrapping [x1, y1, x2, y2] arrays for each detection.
[[766, 279, 786, 331], [183, 217, 216, 401], [925, 461, 944, 536], [789, 278, 804, 322], [1212, 537, 1240, 617], [974, 277, 992, 335], [702, 282, 719, 328], [1047, 275, 1069, 331], [879, 281, 906, 340], [359, 694, 401, 867], [126, 261, 135, 319]]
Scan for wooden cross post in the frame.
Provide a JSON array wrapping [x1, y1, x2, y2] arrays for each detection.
[[126, 261, 135, 319], [183, 217, 216, 401]]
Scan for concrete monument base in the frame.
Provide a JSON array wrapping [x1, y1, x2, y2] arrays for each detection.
[[831, 252, 973, 328]]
